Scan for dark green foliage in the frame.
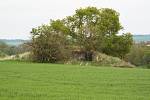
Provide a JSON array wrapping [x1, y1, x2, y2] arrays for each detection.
[[125, 44, 150, 66], [142, 52, 150, 65], [0, 51, 6, 57], [0, 42, 7, 57], [102, 33, 133, 58]]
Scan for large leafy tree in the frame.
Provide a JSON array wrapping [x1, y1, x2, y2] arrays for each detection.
[[64, 7, 131, 58], [31, 7, 133, 62], [64, 7, 101, 51]]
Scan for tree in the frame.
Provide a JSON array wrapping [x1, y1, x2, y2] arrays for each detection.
[[31, 21, 70, 63], [64, 7, 100, 52], [31, 7, 133, 63], [64, 7, 131, 59]]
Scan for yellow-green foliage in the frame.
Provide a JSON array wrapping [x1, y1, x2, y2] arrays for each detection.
[[66, 52, 134, 68], [0, 51, 7, 58], [92, 52, 135, 68]]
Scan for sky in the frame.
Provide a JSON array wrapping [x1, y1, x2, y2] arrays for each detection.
[[0, 0, 150, 39]]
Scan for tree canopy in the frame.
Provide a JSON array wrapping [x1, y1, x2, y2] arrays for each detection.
[[31, 7, 133, 63]]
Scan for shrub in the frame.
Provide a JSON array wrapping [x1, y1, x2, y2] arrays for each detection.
[[142, 52, 150, 65], [31, 33, 71, 63], [92, 52, 135, 68], [125, 44, 150, 66], [0, 51, 7, 57]]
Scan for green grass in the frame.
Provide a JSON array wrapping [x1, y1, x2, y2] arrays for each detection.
[[0, 61, 150, 100]]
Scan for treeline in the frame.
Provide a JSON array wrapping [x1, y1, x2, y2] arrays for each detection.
[[30, 7, 133, 63], [0, 42, 30, 57]]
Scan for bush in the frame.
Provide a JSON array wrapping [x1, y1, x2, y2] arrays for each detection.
[[0, 51, 7, 57], [125, 44, 150, 66], [31, 33, 71, 63], [142, 52, 150, 65]]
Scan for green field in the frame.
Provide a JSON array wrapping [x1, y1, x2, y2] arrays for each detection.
[[0, 61, 150, 100]]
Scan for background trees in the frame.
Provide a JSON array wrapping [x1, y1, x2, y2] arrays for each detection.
[[31, 7, 133, 63], [0, 41, 30, 57]]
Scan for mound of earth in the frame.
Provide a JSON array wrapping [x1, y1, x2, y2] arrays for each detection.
[[67, 52, 135, 68], [92, 52, 135, 68]]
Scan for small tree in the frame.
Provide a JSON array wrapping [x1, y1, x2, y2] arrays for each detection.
[[31, 22, 70, 63]]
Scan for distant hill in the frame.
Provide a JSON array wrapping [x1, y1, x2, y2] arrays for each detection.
[[133, 35, 150, 42], [0, 39, 29, 46], [0, 35, 149, 46]]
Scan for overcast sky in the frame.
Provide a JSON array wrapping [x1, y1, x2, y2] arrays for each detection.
[[0, 0, 150, 39]]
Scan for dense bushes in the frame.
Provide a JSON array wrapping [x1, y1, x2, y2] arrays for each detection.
[[0, 51, 7, 57], [102, 33, 133, 58], [0, 42, 8, 56], [31, 26, 71, 63], [143, 52, 150, 65], [125, 44, 150, 66]]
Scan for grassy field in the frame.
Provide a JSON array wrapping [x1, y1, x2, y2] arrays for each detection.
[[0, 61, 150, 100]]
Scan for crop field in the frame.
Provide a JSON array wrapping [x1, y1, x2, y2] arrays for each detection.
[[0, 61, 150, 100]]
